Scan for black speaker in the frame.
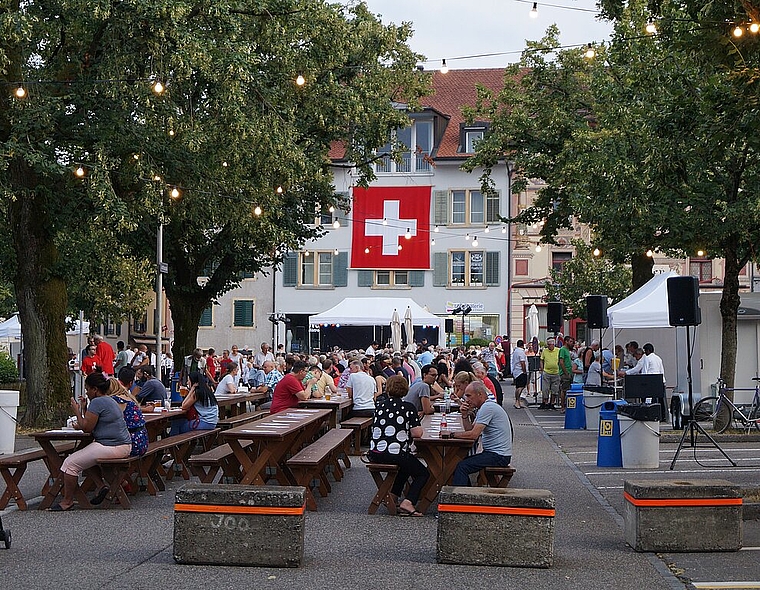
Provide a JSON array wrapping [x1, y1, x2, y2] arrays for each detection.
[[445, 318, 454, 333], [667, 276, 701, 326], [547, 302, 563, 333], [586, 295, 609, 329]]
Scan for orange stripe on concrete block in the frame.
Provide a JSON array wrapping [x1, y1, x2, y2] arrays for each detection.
[[174, 503, 306, 515], [437, 503, 555, 517], [623, 492, 742, 508]]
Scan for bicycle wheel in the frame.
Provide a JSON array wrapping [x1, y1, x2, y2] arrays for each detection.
[[691, 396, 724, 430], [713, 400, 733, 433]]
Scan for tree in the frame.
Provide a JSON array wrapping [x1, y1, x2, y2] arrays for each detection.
[[1, 1, 428, 425], [545, 240, 632, 320], [467, 2, 760, 390]]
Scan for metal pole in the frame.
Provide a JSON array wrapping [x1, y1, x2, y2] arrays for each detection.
[[156, 222, 163, 382], [75, 310, 84, 399], [505, 161, 513, 348]]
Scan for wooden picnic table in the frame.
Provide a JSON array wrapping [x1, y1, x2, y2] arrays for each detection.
[[216, 392, 266, 419], [413, 414, 473, 514], [142, 408, 186, 441], [221, 408, 331, 486], [298, 395, 352, 429], [32, 430, 95, 510]]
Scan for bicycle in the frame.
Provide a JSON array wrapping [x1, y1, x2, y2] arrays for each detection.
[[692, 377, 760, 434]]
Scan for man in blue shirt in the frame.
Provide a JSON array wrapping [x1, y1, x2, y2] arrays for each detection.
[[451, 381, 512, 485], [135, 366, 168, 405]]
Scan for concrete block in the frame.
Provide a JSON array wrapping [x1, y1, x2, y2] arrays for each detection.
[[624, 479, 742, 552], [437, 486, 555, 567], [173, 484, 306, 567]]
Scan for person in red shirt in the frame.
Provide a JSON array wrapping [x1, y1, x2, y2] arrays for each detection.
[[93, 334, 116, 376], [270, 360, 317, 414], [218, 350, 231, 377], [205, 348, 218, 387], [81, 344, 99, 376]]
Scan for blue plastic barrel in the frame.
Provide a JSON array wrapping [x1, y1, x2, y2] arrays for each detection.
[[170, 371, 181, 402], [564, 384, 586, 429], [596, 399, 627, 467]]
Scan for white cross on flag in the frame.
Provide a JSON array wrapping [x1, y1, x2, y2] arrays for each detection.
[[350, 186, 431, 270]]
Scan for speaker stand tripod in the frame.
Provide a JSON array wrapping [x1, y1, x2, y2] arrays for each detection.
[[669, 325, 736, 470]]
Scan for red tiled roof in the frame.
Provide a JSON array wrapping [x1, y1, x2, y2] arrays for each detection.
[[329, 67, 511, 161], [425, 68, 506, 158]]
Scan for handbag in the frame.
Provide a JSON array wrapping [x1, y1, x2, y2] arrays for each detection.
[[185, 404, 200, 425]]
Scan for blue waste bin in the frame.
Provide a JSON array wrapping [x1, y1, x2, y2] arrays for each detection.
[[596, 399, 627, 467], [170, 371, 181, 402], [564, 383, 586, 429]]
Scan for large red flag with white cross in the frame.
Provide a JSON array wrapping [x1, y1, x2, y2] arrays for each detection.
[[350, 186, 431, 270]]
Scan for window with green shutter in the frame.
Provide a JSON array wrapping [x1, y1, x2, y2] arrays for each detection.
[[333, 252, 348, 287], [409, 270, 425, 287], [433, 252, 448, 286], [358, 270, 373, 287], [199, 306, 213, 327], [233, 300, 254, 327], [434, 191, 448, 225], [486, 251, 500, 286], [486, 191, 501, 223], [282, 252, 297, 287]]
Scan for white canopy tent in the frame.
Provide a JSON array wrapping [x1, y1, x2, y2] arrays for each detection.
[[604, 270, 690, 398], [0, 314, 21, 340], [309, 297, 444, 348]]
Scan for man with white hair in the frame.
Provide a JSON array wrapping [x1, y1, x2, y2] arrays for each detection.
[[540, 337, 560, 410]]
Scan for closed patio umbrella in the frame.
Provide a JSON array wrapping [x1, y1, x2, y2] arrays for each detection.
[[391, 309, 402, 352]]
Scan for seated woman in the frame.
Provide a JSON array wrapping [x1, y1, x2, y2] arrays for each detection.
[[368, 375, 429, 517], [107, 378, 148, 458], [214, 361, 239, 396], [52, 372, 132, 511], [435, 359, 453, 390], [451, 370, 477, 403], [172, 371, 219, 434]]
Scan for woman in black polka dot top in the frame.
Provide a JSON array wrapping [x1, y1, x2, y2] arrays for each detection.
[[368, 375, 430, 517]]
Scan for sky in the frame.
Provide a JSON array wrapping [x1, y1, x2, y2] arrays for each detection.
[[349, 0, 613, 69]]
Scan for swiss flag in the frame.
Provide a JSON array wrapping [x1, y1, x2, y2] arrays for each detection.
[[350, 186, 431, 270]]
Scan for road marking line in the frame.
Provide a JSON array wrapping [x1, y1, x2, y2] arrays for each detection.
[[692, 582, 760, 589]]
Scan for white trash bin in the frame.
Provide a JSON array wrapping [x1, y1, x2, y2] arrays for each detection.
[[583, 390, 614, 432], [0, 389, 19, 454], [619, 415, 660, 468]]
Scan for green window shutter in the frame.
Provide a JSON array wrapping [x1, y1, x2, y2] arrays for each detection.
[[486, 251, 500, 286], [282, 252, 297, 287], [357, 270, 373, 287], [233, 300, 254, 327], [409, 270, 425, 287], [433, 252, 448, 287], [199, 306, 213, 327], [333, 252, 348, 287], [486, 191, 501, 223], [433, 190, 448, 225]]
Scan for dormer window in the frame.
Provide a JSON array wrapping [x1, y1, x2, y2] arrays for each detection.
[[460, 123, 489, 153]]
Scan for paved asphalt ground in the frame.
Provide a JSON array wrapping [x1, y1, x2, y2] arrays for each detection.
[[2, 383, 759, 590]]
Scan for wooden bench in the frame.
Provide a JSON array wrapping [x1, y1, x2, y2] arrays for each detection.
[[340, 416, 373, 455], [366, 462, 399, 516], [0, 443, 76, 510], [98, 429, 219, 509], [188, 440, 254, 483], [286, 428, 352, 511], [477, 466, 516, 488], [216, 409, 268, 431]]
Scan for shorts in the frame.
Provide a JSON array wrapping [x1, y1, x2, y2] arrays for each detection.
[[542, 373, 560, 396], [513, 373, 528, 388]]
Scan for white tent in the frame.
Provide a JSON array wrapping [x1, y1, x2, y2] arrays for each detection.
[[309, 297, 444, 346], [0, 314, 21, 340], [607, 271, 678, 328]]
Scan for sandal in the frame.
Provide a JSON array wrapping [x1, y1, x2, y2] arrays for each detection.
[[513, 403, 522, 409], [398, 507, 424, 517], [90, 487, 110, 506]]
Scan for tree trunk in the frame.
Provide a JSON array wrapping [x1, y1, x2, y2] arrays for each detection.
[[630, 252, 654, 291], [166, 288, 207, 368], [8, 160, 71, 427], [719, 250, 741, 395]]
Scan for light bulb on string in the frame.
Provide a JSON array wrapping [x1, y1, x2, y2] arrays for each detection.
[[222, 161, 228, 167], [382, 217, 388, 226], [484, 226, 490, 233], [333, 219, 340, 229], [397, 244, 403, 251], [74, 166, 86, 178], [364, 247, 370, 254], [645, 21, 657, 34], [434, 225, 439, 233], [168, 129, 175, 137], [529, 2, 538, 18], [465, 233, 470, 241], [14, 86, 26, 98], [593, 248, 601, 257], [646, 250, 654, 257], [733, 26, 744, 38], [431, 238, 435, 245], [304, 250, 310, 257], [472, 236, 479, 247], [440, 59, 449, 74], [584, 43, 596, 59], [328, 205, 335, 213], [152, 80, 165, 94], [254, 205, 262, 216], [750, 22, 759, 34], [697, 250, 705, 257], [334, 248, 339, 255], [535, 244, 542, 253], [170, 187, 181, 200], [405, 228, 412, 240], [295, 74, 306, 86], [276, 186, 284, 194], [501, 225, 507, 233]]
